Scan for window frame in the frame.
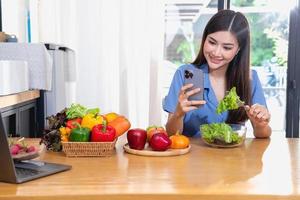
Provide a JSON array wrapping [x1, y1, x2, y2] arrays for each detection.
[[286, 1, 300, 138], [224, 0, 300, 137]]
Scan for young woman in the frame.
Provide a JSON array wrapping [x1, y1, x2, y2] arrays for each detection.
[[163, 10, 271, 138]]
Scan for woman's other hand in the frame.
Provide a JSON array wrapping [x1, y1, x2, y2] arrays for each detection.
[[244, 104, 271, 127], [174, 84, 206, 117]]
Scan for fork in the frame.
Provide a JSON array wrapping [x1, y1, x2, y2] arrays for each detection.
[[238, 101, 251, 111]]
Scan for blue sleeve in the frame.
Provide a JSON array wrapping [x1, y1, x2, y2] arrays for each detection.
[[251, 70, 267, 108], [163, 67, 185, 113]]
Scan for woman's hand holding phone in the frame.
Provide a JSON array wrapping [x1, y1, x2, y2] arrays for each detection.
[[174, 84, 206, 117]]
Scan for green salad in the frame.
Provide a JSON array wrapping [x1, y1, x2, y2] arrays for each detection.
[[200, 123, 242, 145], [66, 103, 100, 119], [216, 87, 244, 114]]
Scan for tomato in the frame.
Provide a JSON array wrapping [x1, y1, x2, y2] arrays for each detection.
[[66, 118, 82, 129], [169, 131, 190, 149]]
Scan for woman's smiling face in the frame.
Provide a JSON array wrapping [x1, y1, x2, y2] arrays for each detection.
[[203, 31, 240, 71]]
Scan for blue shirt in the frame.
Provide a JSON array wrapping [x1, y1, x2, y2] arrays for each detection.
[[163, 64, 267, 137]]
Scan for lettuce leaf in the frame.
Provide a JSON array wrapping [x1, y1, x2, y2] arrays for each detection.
[[216, 87, 244, 114], [66, 103, 100, 119], [201, 123, 241, 144]]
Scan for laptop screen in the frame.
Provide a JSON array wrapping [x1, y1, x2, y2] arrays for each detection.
[[0, 112, 18, 183], [0, 112, 71, 184]]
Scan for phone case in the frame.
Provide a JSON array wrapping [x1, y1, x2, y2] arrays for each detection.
[[184, 68, 204, 101]]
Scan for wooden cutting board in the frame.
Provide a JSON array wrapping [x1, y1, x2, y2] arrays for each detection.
[[123, 143, 191, 157]]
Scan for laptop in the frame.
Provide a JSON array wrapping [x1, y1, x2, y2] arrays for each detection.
[[0, 113, 71, 184]]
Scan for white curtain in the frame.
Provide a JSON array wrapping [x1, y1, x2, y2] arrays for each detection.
[[36, 0, 165, 129]]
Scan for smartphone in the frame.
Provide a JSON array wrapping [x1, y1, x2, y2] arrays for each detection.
[[184, 68, 204, 101]]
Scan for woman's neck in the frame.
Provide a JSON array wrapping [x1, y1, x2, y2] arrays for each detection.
[[208, 64, 228, 101], [208, 64, 228, 78]]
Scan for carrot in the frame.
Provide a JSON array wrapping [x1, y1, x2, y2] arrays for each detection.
[[108, 116, 131, 138]]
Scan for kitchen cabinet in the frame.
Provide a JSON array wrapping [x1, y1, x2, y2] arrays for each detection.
[[0, 90, 40, 138], [1, 107, 18, 137], [0, 100, 37, 137]]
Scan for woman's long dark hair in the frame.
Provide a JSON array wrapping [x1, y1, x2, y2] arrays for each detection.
[[192, 9, 251, 123]]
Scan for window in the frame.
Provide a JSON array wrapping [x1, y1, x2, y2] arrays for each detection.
[[161, 0, 217, 125], [231, 0, 295, 135], [161, 0, 296, 137]]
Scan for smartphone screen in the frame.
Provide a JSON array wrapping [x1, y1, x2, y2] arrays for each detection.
[[184, 68, 204, 101]]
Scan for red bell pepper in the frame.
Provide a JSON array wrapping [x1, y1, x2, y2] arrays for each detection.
[[91, 121, 116, 142], [66, 118, 82, 129]]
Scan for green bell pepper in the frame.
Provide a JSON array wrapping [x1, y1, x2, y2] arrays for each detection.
[[69, 123, 90, 142]]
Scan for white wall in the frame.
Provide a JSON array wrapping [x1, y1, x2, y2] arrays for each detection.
[[2, 0, 27, 42], [1, 0, 39, 42]]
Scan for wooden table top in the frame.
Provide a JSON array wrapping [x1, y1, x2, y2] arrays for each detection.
[[0, 135, 299, 200], [0, 90, 40, 109]]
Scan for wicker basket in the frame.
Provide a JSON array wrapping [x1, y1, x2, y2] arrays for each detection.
[[62, 139, 117, 157]]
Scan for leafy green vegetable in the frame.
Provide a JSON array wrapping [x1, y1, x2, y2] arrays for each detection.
[[216, 87, 244, 114], [200, 123, 242, 144], [86, 108, 100, 115], [40, 108, 67, 151], [66, 103, 100, 119]]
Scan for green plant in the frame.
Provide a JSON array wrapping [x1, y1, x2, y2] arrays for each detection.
[[233, 0, 288, 67], [176, 40, 196, 63], [247, 13, 275, 66]]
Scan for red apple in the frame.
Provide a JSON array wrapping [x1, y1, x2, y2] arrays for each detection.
[[127, 128, 147, 150], [149, 132, 171, 151]]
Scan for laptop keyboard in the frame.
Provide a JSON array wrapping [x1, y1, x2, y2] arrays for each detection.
[[16, 167, 41, 176]]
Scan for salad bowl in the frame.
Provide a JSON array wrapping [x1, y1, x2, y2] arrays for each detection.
[[200, 123, 246, 148]]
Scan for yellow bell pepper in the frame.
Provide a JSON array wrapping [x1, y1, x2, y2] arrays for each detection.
[[104, 112, 119, 123], [59, 126, 71, 142], [81, 113, 103, 130]]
